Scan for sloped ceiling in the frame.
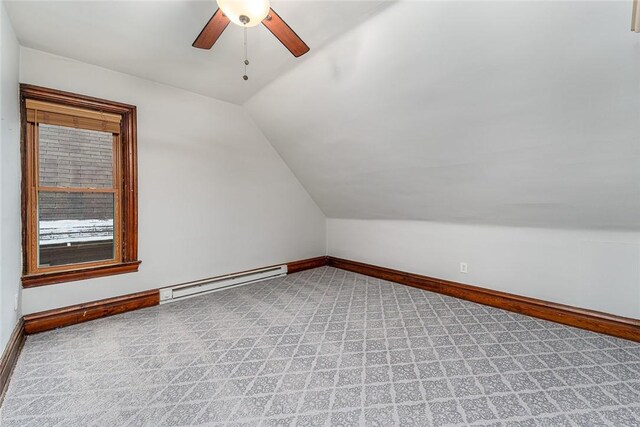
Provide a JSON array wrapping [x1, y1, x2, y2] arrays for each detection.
[[245, 1, 640, 230], [6, 1, 640, 230], [5, 0, 390, 104]]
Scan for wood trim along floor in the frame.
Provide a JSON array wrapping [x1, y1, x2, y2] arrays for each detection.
[[23, 289, 160, 335], [326, 256, 640, 342], [0, 319, 26, 406], [22, 256, 328, 335], [287, 256, 328, 274], [22, 254, 638, 342]]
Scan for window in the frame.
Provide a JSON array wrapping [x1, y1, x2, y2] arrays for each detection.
[[21, 85, 140, 287]]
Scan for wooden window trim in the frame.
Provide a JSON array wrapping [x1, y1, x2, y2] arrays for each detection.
[[23, 123, 123, 276], [20, 84, 140, 288]]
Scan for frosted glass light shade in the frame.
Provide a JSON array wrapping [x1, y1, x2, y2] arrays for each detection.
[[217, 0, 270, 27]]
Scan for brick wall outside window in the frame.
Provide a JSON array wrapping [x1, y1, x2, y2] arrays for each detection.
[[38, 124, 114, 221]]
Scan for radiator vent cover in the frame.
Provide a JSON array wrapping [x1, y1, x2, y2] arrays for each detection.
[[159, 265, 287, 303]]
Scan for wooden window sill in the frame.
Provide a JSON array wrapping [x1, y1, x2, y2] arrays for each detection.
[[22, 261, 141, 288]]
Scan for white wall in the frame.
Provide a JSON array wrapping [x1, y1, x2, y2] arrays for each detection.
[[245, 1, 640, 323], [246, 1, 640, 231], [19, 47, 326, 314], [328, 219, 640, 319], [1, 2, 22, 351]]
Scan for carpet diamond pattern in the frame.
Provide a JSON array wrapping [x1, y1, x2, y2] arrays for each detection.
[[1, 267, 639, 426]]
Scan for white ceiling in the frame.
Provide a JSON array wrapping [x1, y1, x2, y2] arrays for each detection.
[[246, 1, 640, 230], [6, 0, 640, 231], [5, 0, 390, 104]]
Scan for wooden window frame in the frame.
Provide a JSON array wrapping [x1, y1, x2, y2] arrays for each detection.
[[20, 84, 140, 287]]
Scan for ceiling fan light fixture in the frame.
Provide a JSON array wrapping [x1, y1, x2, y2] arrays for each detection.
[[216, 0, 270, 27], [193, 2, 309, 57]]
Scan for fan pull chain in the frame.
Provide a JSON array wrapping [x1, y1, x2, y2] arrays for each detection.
[[243, 27, 249, 81]]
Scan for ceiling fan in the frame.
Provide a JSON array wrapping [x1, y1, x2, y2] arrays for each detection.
[[192, 0, 310, 58]]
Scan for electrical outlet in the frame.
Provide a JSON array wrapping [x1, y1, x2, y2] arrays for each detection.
[[14, 294, 18, 311], [460, 262, 468, 274]]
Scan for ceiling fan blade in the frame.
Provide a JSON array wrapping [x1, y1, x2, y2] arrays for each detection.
[[262, 8, 310, 57], [193, 9, 230, 49]]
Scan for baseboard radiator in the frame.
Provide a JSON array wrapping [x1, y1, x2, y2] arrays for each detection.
[[159, 265, 287, 303]]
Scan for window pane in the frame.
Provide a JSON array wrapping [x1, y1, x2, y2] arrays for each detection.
[[38, 192, 115, 267], [39, 124, 114, 188]]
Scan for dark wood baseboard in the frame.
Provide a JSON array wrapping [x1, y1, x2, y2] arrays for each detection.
[[327, 256, 640, 342], [24, 289, 159, 334], [0, 319, 26, 406], [287, 256, 328, 274], [21, 255, 640, 341], [23, 256, 328, 335]]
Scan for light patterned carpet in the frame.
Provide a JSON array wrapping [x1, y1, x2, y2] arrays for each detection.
[[1, 266, 639, 426]]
